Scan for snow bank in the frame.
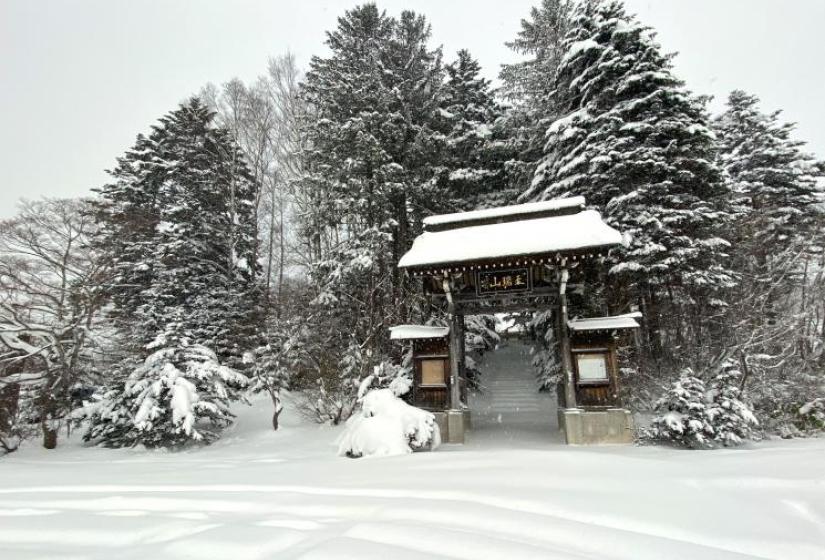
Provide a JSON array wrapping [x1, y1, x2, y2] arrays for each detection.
[[337, 389, 441, 458]]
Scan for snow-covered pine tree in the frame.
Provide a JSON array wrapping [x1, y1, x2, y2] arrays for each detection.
[[85, 98, 260, 448], [650, 361, 758, 448], [250, 317, 297, 431], [649, 371, 713, 448], [712, 91, 825, 435], [521, 0, 734, 363], [713, 90, 822, 261], [437, 49, 514, 210], [704, 360, 759, 446], [499, 0, 573, 194], [295, 5, 445, 421]]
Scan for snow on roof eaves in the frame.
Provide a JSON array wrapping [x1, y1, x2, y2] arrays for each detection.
[[423, 196, 585, 228], [390, 325, 450, 340], [399, 209, 622, 270], [568, 313, 642, 332]]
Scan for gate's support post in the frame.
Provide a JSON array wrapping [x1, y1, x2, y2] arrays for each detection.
[[556, 263, 580, 444], [443, 276, 466, 443], [558, 265, 577, 410]]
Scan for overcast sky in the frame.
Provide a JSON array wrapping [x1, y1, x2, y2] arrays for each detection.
[[2, 0, 823, 218]]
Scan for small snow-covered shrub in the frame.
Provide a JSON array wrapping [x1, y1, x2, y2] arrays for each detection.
[[337, 389, 440, 458], [357, 359, 413, 399], [292, 341, 362, 426], [648, 362, 758, 449], [796, 398, 825, 433], [649, 372, 714, 448], [704, 364, 759, 446]]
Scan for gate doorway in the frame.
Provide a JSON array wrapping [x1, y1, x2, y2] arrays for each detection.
[[468, 340, 563, 446]]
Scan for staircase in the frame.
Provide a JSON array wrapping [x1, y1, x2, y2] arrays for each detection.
[[468, 342, 561, 445]]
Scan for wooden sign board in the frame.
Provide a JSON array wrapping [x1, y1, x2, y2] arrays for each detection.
[[476, 267, 532, 296]]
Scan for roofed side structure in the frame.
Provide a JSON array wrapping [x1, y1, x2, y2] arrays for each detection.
[[389, 325, 450, 340], [568, 312, 642, 332]]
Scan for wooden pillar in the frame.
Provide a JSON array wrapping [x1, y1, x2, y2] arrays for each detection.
[[442, 275, 463, 411], [557, 266, 577, 409], [449, 309, 463, 409]]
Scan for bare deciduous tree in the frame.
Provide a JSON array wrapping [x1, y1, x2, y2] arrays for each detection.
[[202, 53, 306, 318], [0, 199, 106, 450]]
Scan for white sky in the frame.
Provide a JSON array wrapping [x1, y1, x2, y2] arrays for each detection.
[[2, 0, 823, 218]]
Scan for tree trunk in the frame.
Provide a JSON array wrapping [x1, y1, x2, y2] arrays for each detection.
[[270, 391, 282, 431], [42, 420, 57, 449]]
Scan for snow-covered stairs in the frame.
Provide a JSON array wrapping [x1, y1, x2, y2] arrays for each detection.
[[468, 342, 561, 445]]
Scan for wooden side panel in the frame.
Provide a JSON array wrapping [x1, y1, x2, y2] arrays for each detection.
[[411, 338, 450, 411], [577, 384, 614, 407], [571, 337, 622, 408]]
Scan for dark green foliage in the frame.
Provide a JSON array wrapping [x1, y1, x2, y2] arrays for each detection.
[[85, 98, 261, 447]]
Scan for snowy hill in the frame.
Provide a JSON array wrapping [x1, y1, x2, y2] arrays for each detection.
[[2, 393, 824, 559]]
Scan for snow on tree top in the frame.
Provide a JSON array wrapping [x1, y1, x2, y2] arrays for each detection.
[[389, 325, 450, 340], [422, 196, 586, 230], [400, 207, 622, 270], [567, 312, 642, 332]]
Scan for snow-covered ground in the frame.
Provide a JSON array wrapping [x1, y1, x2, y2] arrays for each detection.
[[2, 344, 824, 559]]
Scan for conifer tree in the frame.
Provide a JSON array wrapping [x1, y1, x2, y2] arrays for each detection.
[[713, 90, 823, 259], [438, 50, 513, 210], [295, 5, 445, 419], [499, 0, 573, 193], [712, 91, 825, 433], [85, 98, 260, 447], [520, 0, 734, 359]]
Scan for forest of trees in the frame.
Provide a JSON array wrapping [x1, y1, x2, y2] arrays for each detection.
[[1, 0, 823, 452]]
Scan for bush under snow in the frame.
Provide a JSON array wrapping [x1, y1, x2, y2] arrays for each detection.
[[337, 388, 440, 458], [649, 361, 758, 449]]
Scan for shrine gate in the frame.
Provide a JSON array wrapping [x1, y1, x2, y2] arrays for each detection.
[[394, 196, 640, 445]]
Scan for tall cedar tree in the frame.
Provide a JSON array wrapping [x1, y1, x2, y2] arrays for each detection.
[[521, 0, 734, 359], [499, 0, 573, 194], [295, 5, 444, 415], [438, 49, 514, 210], [713, 90, 823, 262], [86, 98, 261, 447]]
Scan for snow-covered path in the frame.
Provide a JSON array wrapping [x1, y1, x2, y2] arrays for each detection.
[[2, 392, 825, 559], [468, 341, 563, 446]]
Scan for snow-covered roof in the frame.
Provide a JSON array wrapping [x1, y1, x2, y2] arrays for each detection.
[[389, 325, 450, 340], [399, 208, 622, 271], [568, 312, 642, 332], [423, 196, 585, 230]]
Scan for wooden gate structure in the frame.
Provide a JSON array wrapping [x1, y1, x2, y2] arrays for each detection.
[[396, 196, 639, 444]]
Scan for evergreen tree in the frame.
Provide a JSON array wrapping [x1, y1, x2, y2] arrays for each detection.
[[649, 372, 712, 448], [437, 49, 513, 210], [712, 91, 825, 435], [650, 361, 758, 448], [295, 5, 445, 420], [85, 98, 260, 447], [520, 0, 734, 362], [713, 90, 823, 259], [499, 0, 573, 193], [705, 361, 759, 446]]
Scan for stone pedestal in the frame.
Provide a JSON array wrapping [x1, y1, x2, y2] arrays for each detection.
[[560, 407, 634, 444], [446, 409, 466, 443]]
